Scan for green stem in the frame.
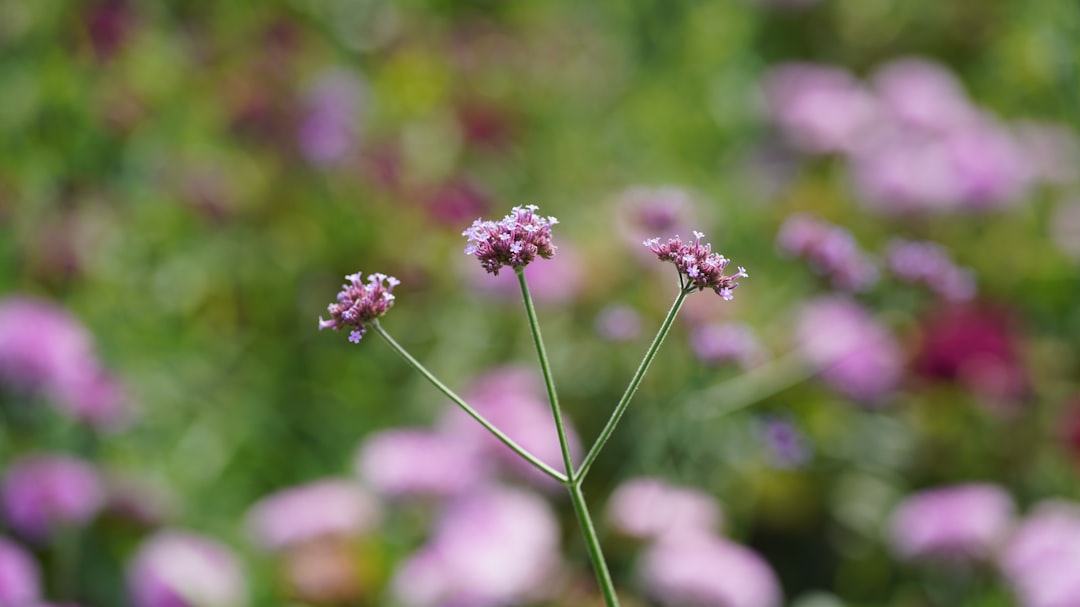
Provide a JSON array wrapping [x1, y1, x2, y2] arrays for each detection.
[[516, 269, 576, 480], [568, 483, 621, 607], [577, 289, 688, 481], [372, 321, 567, 484]]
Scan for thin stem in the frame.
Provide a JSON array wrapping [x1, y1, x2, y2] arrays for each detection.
[[568, 483, 621, 607], [577, 289, 688, 481], [372, 321, 568, 484], [516, 268, 576, 481]]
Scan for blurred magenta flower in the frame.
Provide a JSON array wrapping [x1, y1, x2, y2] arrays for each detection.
[[871, 58, 977, 135], [463, 243, 585, 305], [615, 186, 698, 257], [690, 322, 765, 368], [424, 177, 492, 227], [639, 534, 782, 607], [913, 304, 1027, 404], [794, 297, 901, 402], [885, 238, 976, 301], [355, 429, 489, 498], [1001, 501, 1080, 607], [1, 454, 105, 539], [439, 366, 581, 490], [776, 213, 878, 292], [0, 537, 41, 605], [759, 416, 812, 469], [128, 531, 247, 607], [887, 483, 1014, 562], [595, 305, 643, 342], [246, 479, 382, 551], [462, 205, 558, 276], [0, 296, 129, 429], [298, 69, 365, 168], [606, 477, 722, 541], [644, 232, 748, 299], [317, 272, 399, 343], [761, 64, 876, 154], [390, 487, 563, 607]]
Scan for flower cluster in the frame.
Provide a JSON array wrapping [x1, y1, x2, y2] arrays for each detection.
[[643, 232, 747, 299], [777, 213, 878, 291], [318, 272, 399, 343], [885, 238, 975, 301], [462, 205, 558, 275]]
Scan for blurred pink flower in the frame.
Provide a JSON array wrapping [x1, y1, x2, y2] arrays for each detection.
[[1014, 121, 1080, 185], [595, 305, 643, 342], [871, 58, 977, 134], [776, 214, 878, 292], [762, 64, 876, 154], [128, 530, 247, 607], [690, 322, 765, 368], [887, 483, 1015, 562], [424, 178, 491, 227], [298, 69, 365, 168], [615, 186, 698, 257], [639, 534, 782, 607], [355, 429, 490, 499], [440, 366, 580, 490], [1000, 501, 1080, 607], [606, 477, 722, 541], [885, 238, 976, 301], [1, 454, 105, 539], [0, 296, 130, 430], [246, 479, 382, 551], [794, 297, 902, 402], [0, 537, 41, 606], [391, 487, 563, 607]]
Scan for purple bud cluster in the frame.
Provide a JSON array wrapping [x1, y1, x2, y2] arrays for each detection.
[[885, 239, 975, 301], [462, 205, 558, 275], [643, 232, 747, 300], [318, 272, 399, 343], [777, 213, 878, 291]]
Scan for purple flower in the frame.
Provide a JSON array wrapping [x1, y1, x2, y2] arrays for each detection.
[[595, 305, 643, 342], [439, 366, 580, 491], [761, 64, 877, 154], [1001, 501, 1080, 607], [462, 206, 557, 275], [794, 297, 902, 402], [776, 214, 878, 292], [615, 186, 698, 258], [690, 322, 765, 368], [318, 272, 399, 343], [887, 483, 1015, 562], [644, 232, 747, 299], [1, 454, 105, 539], [0, 537, 41, 606], [246, 479, 382, 551], [355, 429, 490, 499], [885, 238, 976, 301], [606, 477, 722, 541], [639, 534, 782, 607], [871, 58, 978, 135], [298, 69, 365, 168], [390, 487, 562, 607], [759, 417, 812, 468], [128, 530, 247, 607]]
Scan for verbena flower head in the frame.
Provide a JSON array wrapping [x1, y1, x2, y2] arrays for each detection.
[[462, 205, 557, 275], [318, 272, 399, 343], [643, 231, 747, 299]]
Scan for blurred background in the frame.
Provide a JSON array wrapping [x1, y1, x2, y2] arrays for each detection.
[[1, 0, 1079, 605]]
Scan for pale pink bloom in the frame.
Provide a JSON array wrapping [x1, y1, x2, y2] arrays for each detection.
[[1000, 501, 1080, 607], [871, 58, 978, 134], [1014, 121, 1079, 185], [128, 531, 247, 607], [1, 454, 105, 539], [0, 537, 41, 606], [355, 429, 489, 498], [298, 69, 365, 167], [888, 483, 1014, 561], [440, 366, 580, 490], [246, 479, 382, 551], [762, 64, 877, 154], [615, 186, 698, 257], [691, 322, 764, 368], [391, 487, 563, 607], [640, 534, 782, 607], [607, 477, 722, 540], [595, 305, 642, 342], [794, 297, 902, 402]]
